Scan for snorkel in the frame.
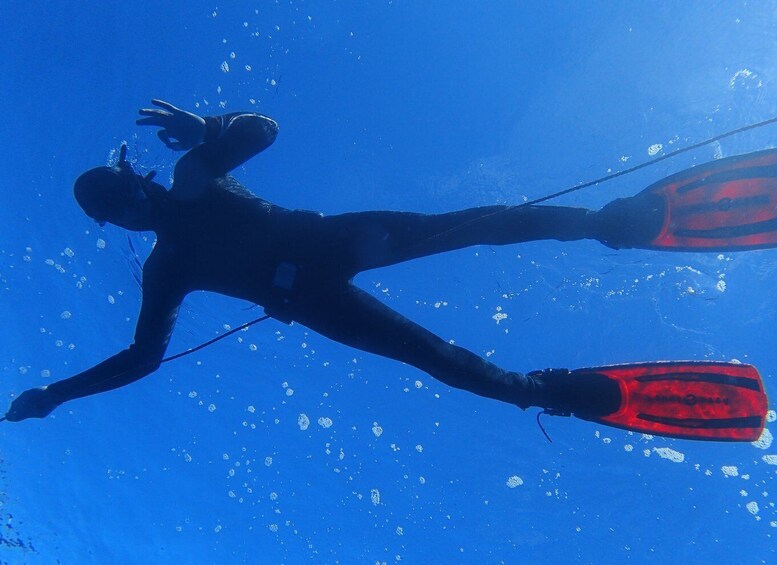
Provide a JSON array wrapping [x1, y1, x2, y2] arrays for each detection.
[[115, 143, 159, 197]]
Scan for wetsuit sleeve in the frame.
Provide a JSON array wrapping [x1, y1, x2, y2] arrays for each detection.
[[45, 249, 185, 405], [171, 112, 279, 198]]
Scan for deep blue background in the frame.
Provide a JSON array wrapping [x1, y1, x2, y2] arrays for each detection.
[[2, 1, 776, 563]]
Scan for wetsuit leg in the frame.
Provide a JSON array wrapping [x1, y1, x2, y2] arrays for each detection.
[[320, 205, 595, 273], [287, 283, 535, 408]]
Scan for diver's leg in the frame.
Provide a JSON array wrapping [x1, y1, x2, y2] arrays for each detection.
[[322, 205, 597, 272], [288, 283, 536, 407]]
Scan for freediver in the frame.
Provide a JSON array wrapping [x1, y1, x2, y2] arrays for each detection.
[[3, 100, 770, 441]]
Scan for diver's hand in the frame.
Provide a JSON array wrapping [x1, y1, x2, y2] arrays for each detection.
[[4, 387, 60, 422], [136, 99, 207, 151]]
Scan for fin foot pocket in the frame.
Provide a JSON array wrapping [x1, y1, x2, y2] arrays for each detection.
[[594, 192, 666, 250]]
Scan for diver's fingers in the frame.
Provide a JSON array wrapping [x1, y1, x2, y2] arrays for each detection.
[[151, 99, 180, 113], [139, 107, 171, 116], [136, 116, 169, 127], [138, 107, 172, 118], [157, 131, 186, 151], [157, 129, 175, 148]]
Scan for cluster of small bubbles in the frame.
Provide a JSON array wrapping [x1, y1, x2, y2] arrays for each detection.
[[372, 422, 383, 437], [298, 414, 309, 430], [414, 380, 423, 389], [208, 403, 217, 412], [317, 417, 333, 428], [188, 391, 197, 398], [60, 311, 72, 320], [96, 239, 106, 249], [722, 466, 739, 477], [247, 405, 256, 413], [506, 475, 524, 488], [40, 369, 51, 378], [752, 427, 773, 449], [370, 489, 380, 505], [492, 306, 507, 324], [107, 295, 115, 304], [264, 456, 273, 467], [653, 447, 684, 463], [647, 143, 663, 156]]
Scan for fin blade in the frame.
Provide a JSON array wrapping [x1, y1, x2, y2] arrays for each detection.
[[575, 361, 768, 442], [647, 149, 777, 251]]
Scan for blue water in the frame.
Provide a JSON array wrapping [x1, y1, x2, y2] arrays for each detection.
[[2, 2, 776, 563]]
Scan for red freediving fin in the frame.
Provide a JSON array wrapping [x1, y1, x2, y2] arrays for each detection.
[[574, 361, 769, 441], [645, 148, 777, 251]]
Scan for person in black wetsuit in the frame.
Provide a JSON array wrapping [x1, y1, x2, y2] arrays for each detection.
[[4, 99, 656, 423]]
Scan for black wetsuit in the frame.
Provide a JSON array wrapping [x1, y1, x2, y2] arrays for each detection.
[[47, 112, 601, 411]]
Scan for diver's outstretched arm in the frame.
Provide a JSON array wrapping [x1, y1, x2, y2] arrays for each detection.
[[4, 250, 185, 422], [4, 347, 165, 421]]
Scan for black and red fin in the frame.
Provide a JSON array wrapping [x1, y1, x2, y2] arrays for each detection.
[[574, 361, 768, 442], [646, 148, 777, 251]]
